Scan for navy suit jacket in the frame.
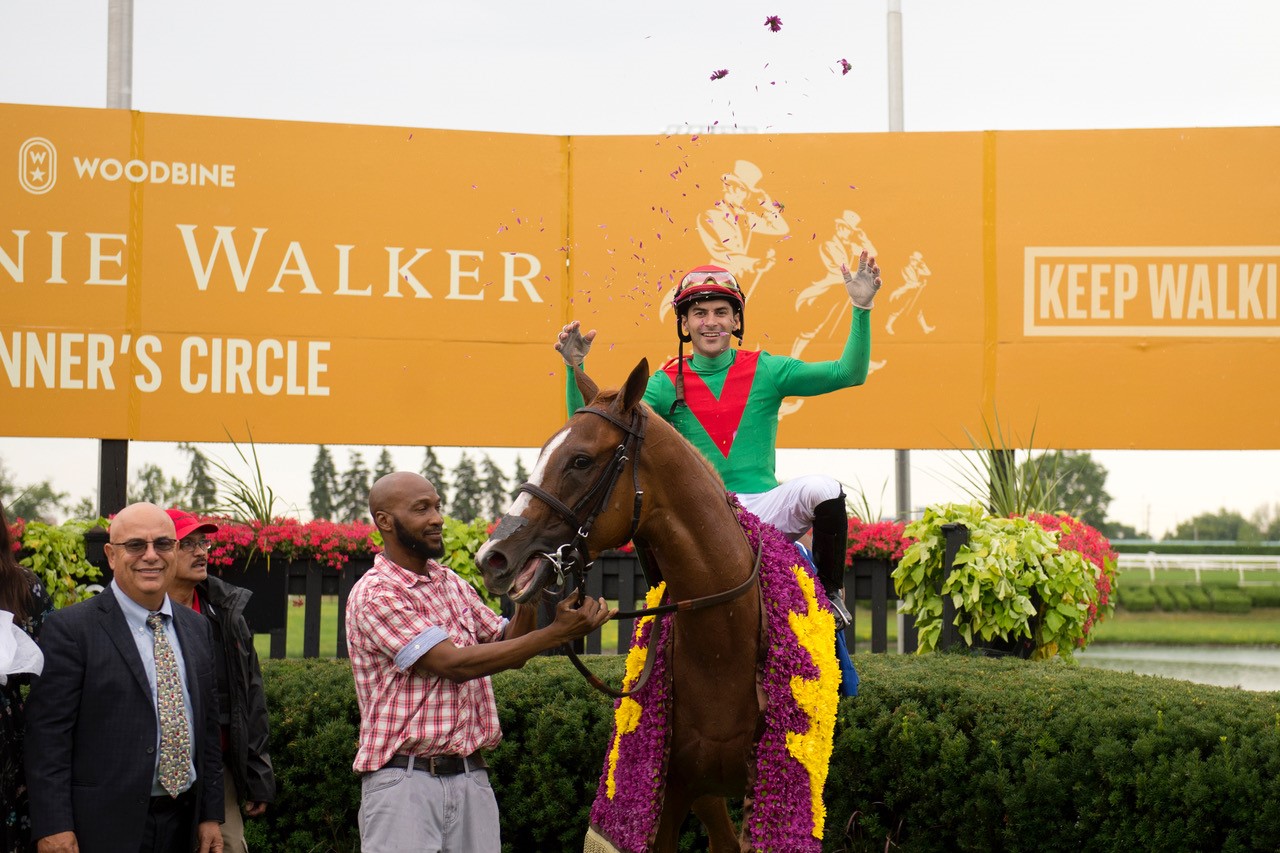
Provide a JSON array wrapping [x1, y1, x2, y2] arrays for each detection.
[[25, 586, 224, 853]]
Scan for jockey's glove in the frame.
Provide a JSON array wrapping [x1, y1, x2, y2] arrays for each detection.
[[842, 252, 882, 310]]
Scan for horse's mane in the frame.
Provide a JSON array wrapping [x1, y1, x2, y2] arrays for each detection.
[[586, 390, 727, 492]]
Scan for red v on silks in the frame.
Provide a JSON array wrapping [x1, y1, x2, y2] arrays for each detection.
[[662, 351, 759, 458]]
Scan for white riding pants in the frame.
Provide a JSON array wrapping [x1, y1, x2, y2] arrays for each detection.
[[736, 475, 843, 541]]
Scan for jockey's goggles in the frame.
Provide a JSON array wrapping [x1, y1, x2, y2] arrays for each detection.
[[672, 267, 745, 311]]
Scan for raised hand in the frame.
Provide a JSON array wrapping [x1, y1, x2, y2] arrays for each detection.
[[841, 251, 882, 310], [555, 320, 597, 367]]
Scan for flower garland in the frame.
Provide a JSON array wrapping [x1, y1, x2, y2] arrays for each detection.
[[588, 505, 841, 852], [738, 504, 840, 850], [589, 583, 673, 852]]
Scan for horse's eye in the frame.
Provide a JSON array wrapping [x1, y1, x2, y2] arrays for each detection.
[[571, 454, 593, 470]]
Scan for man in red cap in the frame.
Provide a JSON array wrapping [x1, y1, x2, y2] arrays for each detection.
[[555, 253, 881, 631], [165, 509, 275, 853]]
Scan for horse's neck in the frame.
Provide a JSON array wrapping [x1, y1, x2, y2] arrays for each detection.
[[637, 432, 755, 599]]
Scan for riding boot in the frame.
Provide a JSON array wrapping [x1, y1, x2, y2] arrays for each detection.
[[812, 496, 852, 629]]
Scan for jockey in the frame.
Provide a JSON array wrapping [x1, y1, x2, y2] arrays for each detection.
[[556, 253, 881, 627]]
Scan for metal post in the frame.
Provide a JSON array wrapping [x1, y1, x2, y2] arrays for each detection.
[[97, 440, 129, 518], [106, 0, 134, 110], [888, 0, 916, 651], [101, 0, 134, 514]]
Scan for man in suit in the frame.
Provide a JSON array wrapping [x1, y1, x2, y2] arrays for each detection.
[[25, 502, 224, 853]]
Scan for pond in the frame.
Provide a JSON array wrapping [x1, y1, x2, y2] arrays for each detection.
[[1077, 644, 1280, 692]]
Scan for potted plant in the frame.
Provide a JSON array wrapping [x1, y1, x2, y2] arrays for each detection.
[[845, 516, 913, 602], [893, 502, 1103, 660], [1020, 511, 1117, 642]]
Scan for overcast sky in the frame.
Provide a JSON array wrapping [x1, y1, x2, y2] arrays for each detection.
[[3, 0, 1279, 536]]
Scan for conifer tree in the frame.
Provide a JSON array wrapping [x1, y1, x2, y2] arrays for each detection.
[[309, 445, 340, 520], [338, 451, 372, 523], [179, 442, 218, 512], [374, 448, 396, 482], [510, 455, 530, 499], [479, 454, 508, 520], [421, 447, 448, 504], [450, 452, 483, 522]]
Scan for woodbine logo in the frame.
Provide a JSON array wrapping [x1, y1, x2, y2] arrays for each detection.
[[1024, 247, 1280, 337], [18, 137, 55, 194], [17, 136, 236, 194]]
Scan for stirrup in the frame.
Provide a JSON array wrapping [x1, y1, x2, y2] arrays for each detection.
[[827, 593, 852, 630]]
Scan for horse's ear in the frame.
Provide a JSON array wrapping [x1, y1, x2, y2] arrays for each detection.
[[619, 358, 649, 414], [573, 365, 599, 405]]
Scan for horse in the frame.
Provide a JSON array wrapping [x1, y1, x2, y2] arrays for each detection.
[[476, 359, 764, 851]]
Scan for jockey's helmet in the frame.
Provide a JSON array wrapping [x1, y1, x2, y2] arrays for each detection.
[[671, 265, 746, 344]]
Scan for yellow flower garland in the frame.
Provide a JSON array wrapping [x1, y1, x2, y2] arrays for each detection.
[[784, 566, 841, 838], [605, 582, 667, 799]]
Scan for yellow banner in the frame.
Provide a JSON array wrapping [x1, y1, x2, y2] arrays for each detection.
[[3, 105, 1277, 449]]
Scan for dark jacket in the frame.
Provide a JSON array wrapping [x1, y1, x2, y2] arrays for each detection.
[[199, 574, 276, 804], [25, 587, 224, 853]]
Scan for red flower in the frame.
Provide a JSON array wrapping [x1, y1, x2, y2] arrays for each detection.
[[6, 517, 23, 554], [1020, 512, 1118, 639], [764, 15, 783, 32], [845, 517, 913, 564], [838, 58, 852, 75], [204, 516, 380, 571], [710, 69, 729, 81]]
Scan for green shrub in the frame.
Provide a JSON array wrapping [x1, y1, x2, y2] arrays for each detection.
[[1243, 585, 1280, 608], [1150, 584, 1176, 611], [246, 659, 362, 852], [1207, 586, 1253, 614], [243, 654, 1280, 853], [1167, 586, 1192, 612], [828, 655, 1280, 852], [1118, 585, 1156, 612], [1184, 584, 1212, 610]]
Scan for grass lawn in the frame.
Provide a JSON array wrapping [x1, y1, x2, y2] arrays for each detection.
[[253, 595, 341, 660], [1088, 607, 1280, 646]]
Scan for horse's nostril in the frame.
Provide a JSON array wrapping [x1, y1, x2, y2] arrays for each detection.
[[485, 552, 507, 573]]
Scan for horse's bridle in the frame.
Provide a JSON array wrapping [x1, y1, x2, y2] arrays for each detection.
[[513, 404, 648, 600], [507, 402, 761, 698]]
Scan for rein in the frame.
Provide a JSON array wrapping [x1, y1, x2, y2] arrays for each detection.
[[562, 540, 762, 699], [510, 402, 761, 699]]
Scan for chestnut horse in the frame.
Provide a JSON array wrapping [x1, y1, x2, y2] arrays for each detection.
[[476, 359, 761, 851]]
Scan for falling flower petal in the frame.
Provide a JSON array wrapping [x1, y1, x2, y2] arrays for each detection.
[[764, 15, 783, 32], [710, 69, 729, 81], [839, 58, 852, 75]]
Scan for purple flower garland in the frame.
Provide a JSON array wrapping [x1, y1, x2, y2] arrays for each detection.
[[588, 589, 675, 852], [588, 503, 838, 852]]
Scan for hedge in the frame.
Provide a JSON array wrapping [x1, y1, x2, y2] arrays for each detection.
[[247, 655, 1280, 852]]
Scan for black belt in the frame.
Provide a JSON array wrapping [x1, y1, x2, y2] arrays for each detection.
[[381, 751, 487, 776], [149, 788, 194, 812]]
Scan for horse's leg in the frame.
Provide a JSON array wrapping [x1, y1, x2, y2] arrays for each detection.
[[652, 788, 695, 853], [691, 796, 743, 853]]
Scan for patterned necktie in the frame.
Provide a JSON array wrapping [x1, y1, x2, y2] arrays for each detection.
[[146, 611, 191, 797]]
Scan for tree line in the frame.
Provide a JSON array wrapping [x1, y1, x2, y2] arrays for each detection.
[[306, 446, 529, 523], [3, 446, 1279, 542], [0, 445, 531, 526]]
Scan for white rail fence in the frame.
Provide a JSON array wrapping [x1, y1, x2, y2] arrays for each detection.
[[1116, 553, 1280, 585]]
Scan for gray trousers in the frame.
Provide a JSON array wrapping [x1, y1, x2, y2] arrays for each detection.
[[359, 760, 501, 853]]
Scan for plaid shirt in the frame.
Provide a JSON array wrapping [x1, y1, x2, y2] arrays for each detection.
[[347, 553, 508, 773]]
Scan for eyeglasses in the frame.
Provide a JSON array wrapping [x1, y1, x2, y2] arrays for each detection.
[[179, 537, 211, 553], [110, 538, 178, 555]]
